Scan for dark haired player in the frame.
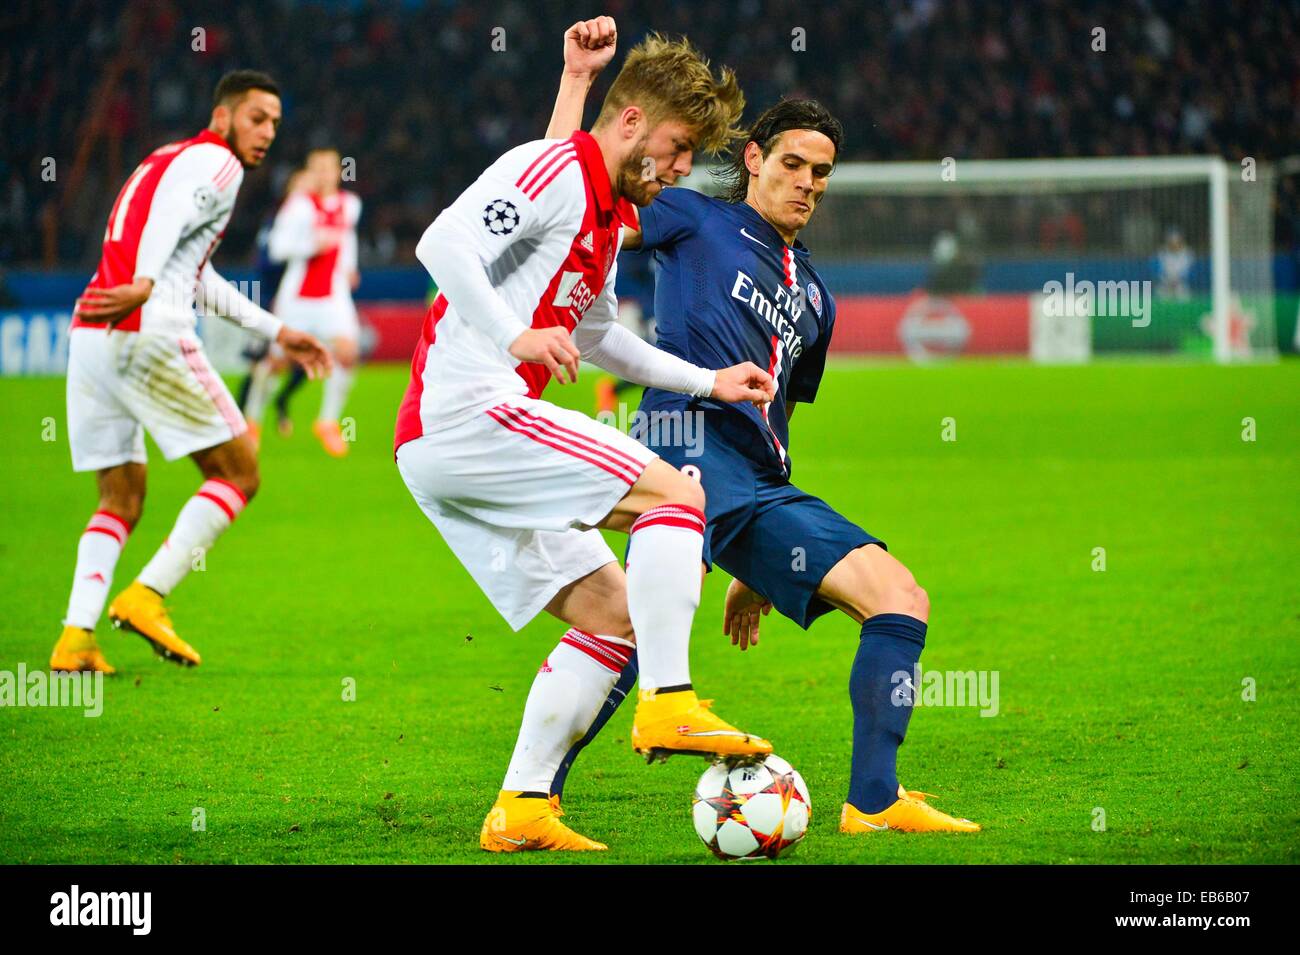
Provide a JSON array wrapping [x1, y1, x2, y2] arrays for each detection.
[[546, 65, 981, 835], [51, 71, 331, 674]]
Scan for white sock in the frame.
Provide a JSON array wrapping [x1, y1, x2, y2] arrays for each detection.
[[501, 630, 634, 793], [63, 510, 132, 630], [243, 361, 274, 422], [625, 504, 706, 691], [137, 479, 247, 596], [319, 363, 354, 422]]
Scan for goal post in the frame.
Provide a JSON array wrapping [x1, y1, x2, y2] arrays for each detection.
[[686, 156, 1277, 363]]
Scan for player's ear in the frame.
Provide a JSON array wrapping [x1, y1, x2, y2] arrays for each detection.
[[210, 103, 233, 136], [619, 105, 644, 140], [743, 141, 764, 178]]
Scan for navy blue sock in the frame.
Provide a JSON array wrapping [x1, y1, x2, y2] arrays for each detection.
[[847, 613, 927, 814], [550, 651, 639, 801]]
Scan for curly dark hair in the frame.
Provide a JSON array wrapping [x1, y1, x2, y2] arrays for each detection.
[[716, 98, 844, 204]]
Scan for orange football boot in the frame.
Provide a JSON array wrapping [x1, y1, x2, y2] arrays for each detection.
[[313, 419, 349, 457]]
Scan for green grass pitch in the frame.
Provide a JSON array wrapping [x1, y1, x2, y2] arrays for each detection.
[[1, 359, 1296, 864]]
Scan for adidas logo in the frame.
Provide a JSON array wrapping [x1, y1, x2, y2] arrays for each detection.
[[579, 231, 594, 252]]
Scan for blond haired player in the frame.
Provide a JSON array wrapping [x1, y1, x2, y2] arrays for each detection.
[[51, 70, 331, 674], [262, 147, 362, 456], [396, 19, 774, 851]]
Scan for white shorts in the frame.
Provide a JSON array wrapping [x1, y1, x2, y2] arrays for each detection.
[[396, 394, 657, 630], [275, 297, 360, 342], [66, 327, 246, 472]]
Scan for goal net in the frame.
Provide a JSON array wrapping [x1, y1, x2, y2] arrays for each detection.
[[696, 157, 1276, 363]]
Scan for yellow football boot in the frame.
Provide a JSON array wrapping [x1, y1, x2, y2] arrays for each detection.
[[50, 625, 116, 674], [631, 688, 773, 762], [840, 785, 981, 833], [479, 791, 607, 852], [247, 420, 262, 453], [107, 582, 202, 667]]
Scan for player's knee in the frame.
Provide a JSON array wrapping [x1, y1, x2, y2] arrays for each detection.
[[233, 468, 261, 502], [858, 559, 928, 622], [214, 461, 260, 503], [665, 472, 706, 513], [911, 584, 931, 622]]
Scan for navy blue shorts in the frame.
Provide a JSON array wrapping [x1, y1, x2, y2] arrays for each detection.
[[641, 409, 882, 629]]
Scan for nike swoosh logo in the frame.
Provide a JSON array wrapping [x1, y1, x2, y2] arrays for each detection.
[[740, 228, 769, 249], [863, 821, 889, 831], [492, 834, 528, 846]]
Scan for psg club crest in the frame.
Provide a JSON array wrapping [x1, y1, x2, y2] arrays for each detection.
[[807, 282, 823, 317], [482, 199, 519, 236]]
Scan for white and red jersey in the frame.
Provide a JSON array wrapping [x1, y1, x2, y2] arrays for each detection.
[[73, 129, 246, 335], [268, 190, 362, 308], [395, 131, 637, 453]]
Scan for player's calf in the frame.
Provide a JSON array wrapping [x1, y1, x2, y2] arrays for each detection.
[[106, 437, 260, 668], [819, 545, 937, 817], [51, 463, 147, 672]]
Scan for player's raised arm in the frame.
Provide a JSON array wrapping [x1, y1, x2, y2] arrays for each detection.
[[544, 17, 617, 140]]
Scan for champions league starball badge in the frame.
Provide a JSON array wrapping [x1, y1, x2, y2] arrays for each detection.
[[482, 199, 520, 236]]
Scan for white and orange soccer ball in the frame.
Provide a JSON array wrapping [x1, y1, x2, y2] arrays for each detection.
[[692, 754, 811, 860]]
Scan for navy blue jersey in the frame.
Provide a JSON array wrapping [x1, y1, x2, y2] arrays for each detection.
[[254, 213, 287, 305], [636, 187, 835, 476]]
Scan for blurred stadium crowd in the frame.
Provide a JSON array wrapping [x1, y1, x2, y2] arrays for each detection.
[[2, 0, 1298, 272]]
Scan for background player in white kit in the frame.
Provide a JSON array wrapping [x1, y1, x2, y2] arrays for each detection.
[[395, 21, 775, 851], [51, 71, 331, 674], [246, 147, 362, 456]]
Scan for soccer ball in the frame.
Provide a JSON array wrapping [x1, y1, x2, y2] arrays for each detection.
[[692, 754, 811, 860]]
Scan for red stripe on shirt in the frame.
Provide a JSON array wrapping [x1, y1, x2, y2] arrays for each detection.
[[514, 157, 615, 399], [526, 155, 577, 200], [393, 293, 450, 455], [520, 145, 577, 196], [515, 142, 570, 189]]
